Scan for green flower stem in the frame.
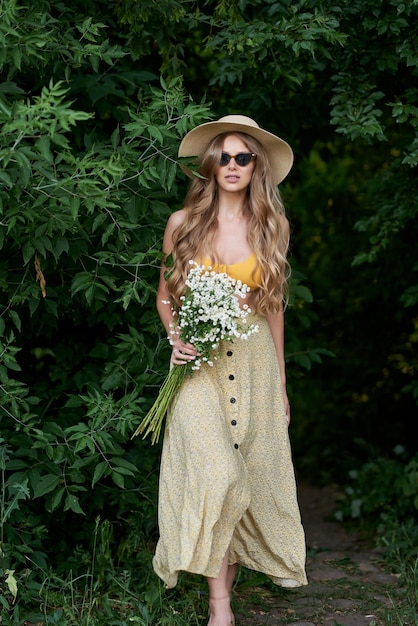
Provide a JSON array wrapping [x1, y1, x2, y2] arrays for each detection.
[[131, 364, 188, 445]]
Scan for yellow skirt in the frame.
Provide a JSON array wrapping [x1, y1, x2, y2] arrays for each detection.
[[153, 315, 307, 589]]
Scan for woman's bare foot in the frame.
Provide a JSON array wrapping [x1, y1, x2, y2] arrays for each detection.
[[207, 596, 235, 626]]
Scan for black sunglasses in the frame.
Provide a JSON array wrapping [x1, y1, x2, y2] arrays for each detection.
[[220, 152, 256, 167]]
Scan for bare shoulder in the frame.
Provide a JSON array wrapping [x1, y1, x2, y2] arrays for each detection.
[[162, 209, 187, 253], [166, 208, 187, 230]]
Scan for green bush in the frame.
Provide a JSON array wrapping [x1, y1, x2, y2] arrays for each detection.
[[335, 449, 418, 625], [336, 447, 418, 563], [0, 1, 211, 617], [0, 2, 320, 619], [4, 0, 417, 620]]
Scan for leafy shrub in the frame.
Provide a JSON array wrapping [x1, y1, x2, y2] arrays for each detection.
[[0, 2, 321, 620], [336, 446, 418, 564]]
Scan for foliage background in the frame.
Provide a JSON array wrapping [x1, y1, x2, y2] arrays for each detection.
[[0, 0, 417, 621]]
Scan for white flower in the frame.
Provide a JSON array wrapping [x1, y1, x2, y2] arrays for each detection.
[[168, 261, 259, 371]]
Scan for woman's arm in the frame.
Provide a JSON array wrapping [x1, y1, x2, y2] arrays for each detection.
[[156, 211, 183, 336], [266, 306, 290, 425], [156, 210, 197, 366], [265, 213, 291, 423]]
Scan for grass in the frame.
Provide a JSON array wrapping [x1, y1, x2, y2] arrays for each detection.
[[1, 482, 417, 625], [1, 547, 417, 626], [383, 557, 418, 626]]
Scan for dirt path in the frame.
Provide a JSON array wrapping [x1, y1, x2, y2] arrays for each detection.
[[235, 482, 402, 626]]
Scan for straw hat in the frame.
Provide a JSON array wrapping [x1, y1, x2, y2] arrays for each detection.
[[178, 114, 294, 185]]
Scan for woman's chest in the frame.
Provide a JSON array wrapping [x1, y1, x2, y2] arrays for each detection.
[[212, 221, 251, 266]]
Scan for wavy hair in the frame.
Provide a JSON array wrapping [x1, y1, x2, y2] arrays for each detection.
[[167, 132, 291, 314]]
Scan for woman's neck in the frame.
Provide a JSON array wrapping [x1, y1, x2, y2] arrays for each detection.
[[217, 194, 247, 222]]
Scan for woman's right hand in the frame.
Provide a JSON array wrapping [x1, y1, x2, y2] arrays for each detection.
[[170, 337, 198, 366]]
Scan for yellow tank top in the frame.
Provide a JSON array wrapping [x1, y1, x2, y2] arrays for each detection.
[[201, 252, 261, 290]]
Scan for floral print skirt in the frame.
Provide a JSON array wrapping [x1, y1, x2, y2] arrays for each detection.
[[153, 314, 307, 589]]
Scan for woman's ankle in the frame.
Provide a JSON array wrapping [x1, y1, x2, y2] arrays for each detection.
[[207, 596, 234, 625]]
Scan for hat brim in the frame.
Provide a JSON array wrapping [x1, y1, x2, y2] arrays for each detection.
[[178, 119, 294, 185]]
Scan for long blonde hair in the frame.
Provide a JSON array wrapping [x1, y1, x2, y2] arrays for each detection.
[[167, 132, 291, 314]]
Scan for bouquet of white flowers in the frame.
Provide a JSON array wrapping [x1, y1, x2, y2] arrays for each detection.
[[131, 261, 259, 444]]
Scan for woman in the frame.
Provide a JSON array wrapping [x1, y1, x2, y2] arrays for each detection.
[[153, 115, 307, 626]]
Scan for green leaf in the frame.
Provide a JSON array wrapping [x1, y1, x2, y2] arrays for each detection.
[[5, 570, 18, 601], [35, 135, 53, 162], [47, 487, 65, 512], [33, 474, 60, 498], [71, 272, 94, 296], [52, 235, 69, 259], [0, 170, 13, 188], [3, 480, 30, 522], [44, 298, 58, 317], [64, 494, 85, 515], [0, 595, 10, 610], [92, 460, 107, 487], [12, 46, 22, 70], [3, 353, 21, 372], [74, 435, 95, 454], [8, 310, 21, 332], [22, 241, 35, 265], [111, 471, 125, 489], [147, 125, 164, 143]]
